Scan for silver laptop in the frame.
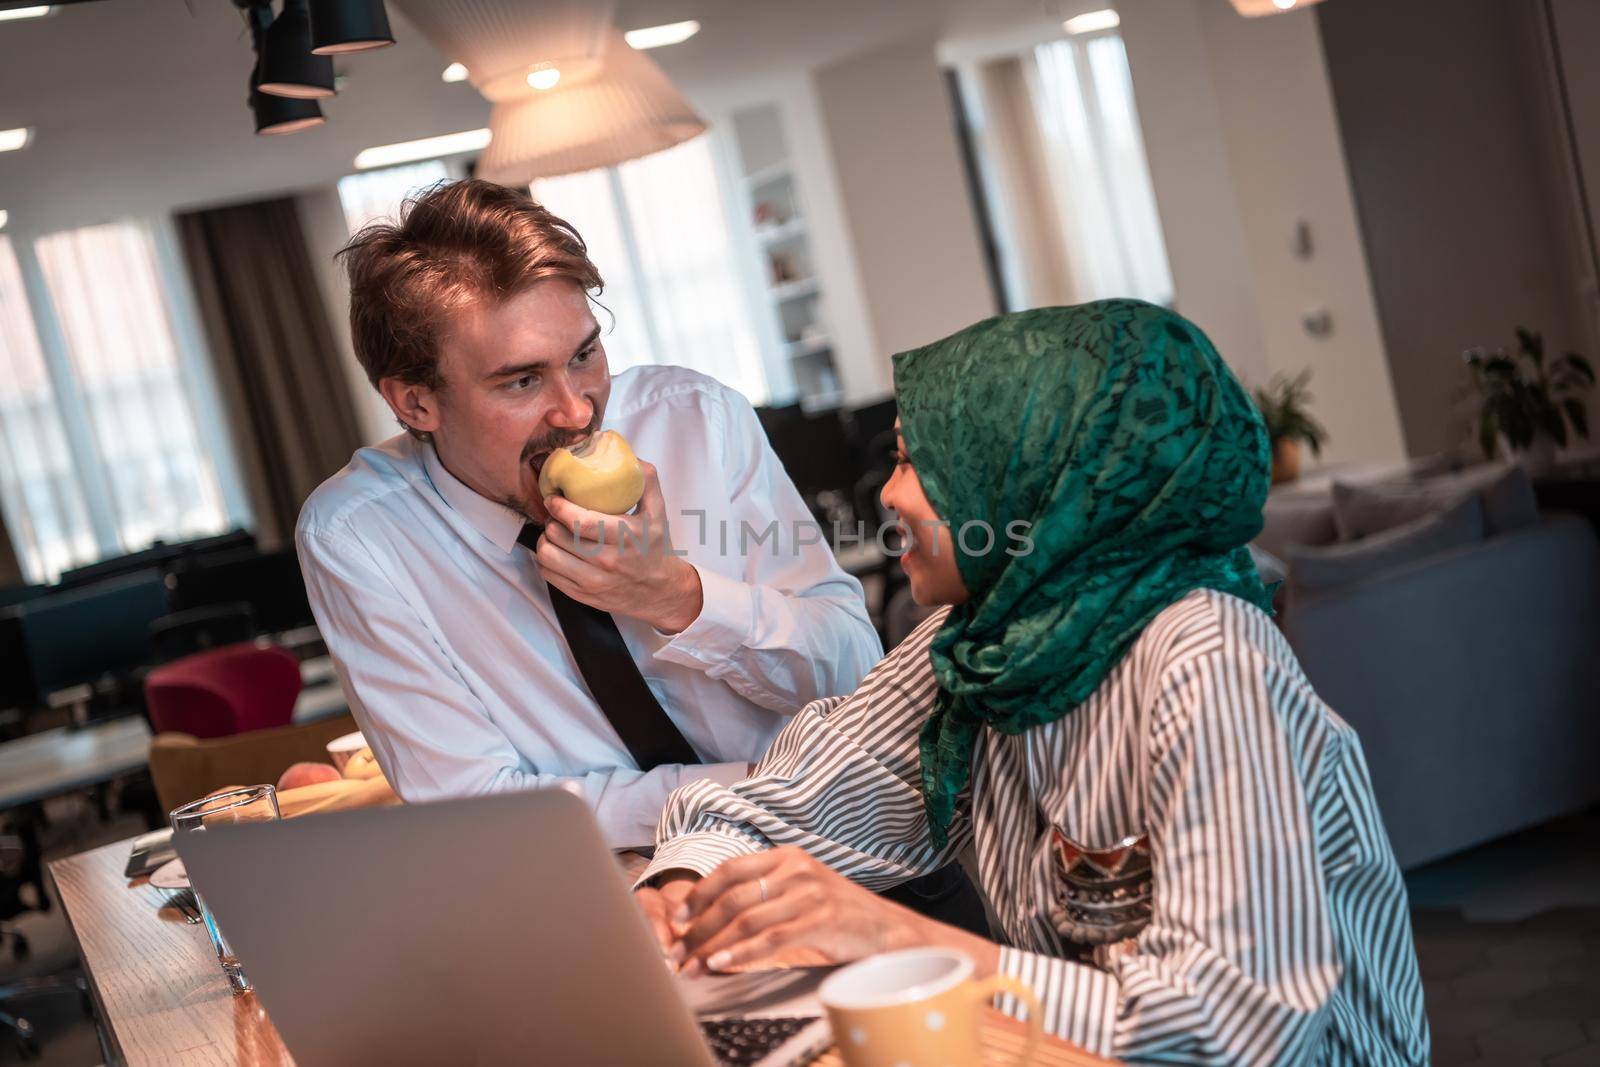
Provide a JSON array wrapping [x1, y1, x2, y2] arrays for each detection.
[[176, 789, 830, 1066]]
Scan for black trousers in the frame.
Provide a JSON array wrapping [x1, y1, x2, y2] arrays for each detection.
[[878, 863, 991, 938]]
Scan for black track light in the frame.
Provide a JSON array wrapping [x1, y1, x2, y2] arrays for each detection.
[[250, 59, 325, 135], [258, 0, 336, 99], [309, 0, 394, 56]]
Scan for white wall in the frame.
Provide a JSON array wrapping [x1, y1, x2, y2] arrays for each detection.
[[1317, 0, 1591, 458], [810, 34, 997, 394], [1119, 0, 1407, 468]]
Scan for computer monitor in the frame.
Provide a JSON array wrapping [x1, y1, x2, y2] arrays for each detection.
[[759, 408, 859, 498], [0, 608, 36, 712], [55, 528, 257, 591], [166, 548, 313, 636], [0, 583, 49, 611], [16, 571, 172, 700]]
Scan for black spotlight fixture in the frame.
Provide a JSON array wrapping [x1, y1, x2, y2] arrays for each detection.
[[250, 61, 326, 134], [258, 0, 335, 98], [308, 0, 394, 55]]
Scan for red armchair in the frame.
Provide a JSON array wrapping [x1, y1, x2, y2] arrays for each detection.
[[143, 643, 302, 739]]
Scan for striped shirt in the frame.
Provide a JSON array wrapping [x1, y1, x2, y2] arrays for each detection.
[[641, 590, 1429, 1064]]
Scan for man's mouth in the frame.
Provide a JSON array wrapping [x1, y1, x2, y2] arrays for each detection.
[[527, 434, 593, 480]]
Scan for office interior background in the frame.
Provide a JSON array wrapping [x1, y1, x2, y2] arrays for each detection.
[[2, 0, 1599, 1063]]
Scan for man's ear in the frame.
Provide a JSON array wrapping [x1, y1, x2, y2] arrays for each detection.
[[377, 377, 442, 436]]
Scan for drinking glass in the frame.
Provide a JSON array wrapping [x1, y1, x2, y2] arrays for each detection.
[[169, 785, 280, 994]]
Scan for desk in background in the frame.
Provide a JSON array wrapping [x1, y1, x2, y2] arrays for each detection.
[[0, 658, 348, 814]]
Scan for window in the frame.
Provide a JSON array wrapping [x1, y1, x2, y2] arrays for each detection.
[[336, 160, 452, 235], [956, 30, 1173, 311], [1030, 34, 1173, 306], [0, 237, 96, 582], [0, 221, 246, 583], [533, 135, 771, 405]]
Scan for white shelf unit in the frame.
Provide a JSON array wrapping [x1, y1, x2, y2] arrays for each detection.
[[728, 102, 842, 411]]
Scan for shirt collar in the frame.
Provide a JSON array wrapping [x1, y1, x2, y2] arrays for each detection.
[[420, 441, 527, 555]]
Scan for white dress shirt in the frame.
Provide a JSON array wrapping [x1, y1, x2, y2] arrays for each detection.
[[296, 365, 882, 847]]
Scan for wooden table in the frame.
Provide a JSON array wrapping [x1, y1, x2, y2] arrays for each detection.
[[0, 661, 348, 813], [52, 837, 1111, 1066]]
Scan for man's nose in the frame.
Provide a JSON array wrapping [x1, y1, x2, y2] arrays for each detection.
[[547, 379, 593, 430]]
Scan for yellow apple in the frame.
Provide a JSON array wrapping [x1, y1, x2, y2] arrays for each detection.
[[537, 430, 645, 515]]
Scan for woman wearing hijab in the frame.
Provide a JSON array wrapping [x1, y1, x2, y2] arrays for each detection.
[[634, 301, 1429, 1065]]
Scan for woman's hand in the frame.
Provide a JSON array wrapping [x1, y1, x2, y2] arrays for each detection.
[[672, 847, 935, 976], [635, 874, 698, 961]]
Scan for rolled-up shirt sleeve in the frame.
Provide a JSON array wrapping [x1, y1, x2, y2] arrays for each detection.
[[652, 388, 882, 713], [298, 525, 746, 850], [639, 611, 967, 889]]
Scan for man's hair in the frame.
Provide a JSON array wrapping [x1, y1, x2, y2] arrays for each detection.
[[337, 179, 604, 405]]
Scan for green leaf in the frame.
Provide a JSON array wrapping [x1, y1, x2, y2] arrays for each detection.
[[1564, 397, 1590, 440], [1560, 352, 1596, 385], [1483, 355, 1518, 379], [1517, 327, 1545, 366]]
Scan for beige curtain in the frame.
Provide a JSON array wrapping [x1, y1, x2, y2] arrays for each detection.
[[176, 198, 363, 548], [0, 517, 22, 586]]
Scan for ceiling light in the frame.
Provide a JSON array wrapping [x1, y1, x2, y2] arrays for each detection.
[[1063, 9, 1120, 34], [258, 0, 336, 99], [0, 127, 33, 152], [442, 62, 469, 83], [0, 5, 52, 21], [624, 20, 700, 50], [390, 0, 611, 101], [354, 128, 492, 169], [308, 0, 393, 55], [250, 59, 325, 135], [1230, 0, 1326, 14], [527, 67, 561, 91], [479, 28, 706, 184]]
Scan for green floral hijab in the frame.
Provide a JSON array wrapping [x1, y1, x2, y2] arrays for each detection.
[[893, 300, 1274, 847]]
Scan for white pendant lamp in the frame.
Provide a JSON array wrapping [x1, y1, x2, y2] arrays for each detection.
[[1230, 0, 1329, 15], [388, 0, 616, 101], [476, 28, 707, 184]]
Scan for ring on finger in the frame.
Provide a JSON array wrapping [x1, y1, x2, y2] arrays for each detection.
[[758, 877, 769, 904]]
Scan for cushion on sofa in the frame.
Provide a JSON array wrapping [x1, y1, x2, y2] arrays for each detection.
[[1331, 464, 1537, 540], [1289, 493, 1486, 594], [1257, 495, 1340, 560]]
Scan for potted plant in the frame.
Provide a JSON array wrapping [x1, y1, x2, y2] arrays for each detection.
[[1252, 369, 1328, 485], [1463, 328, 1593, 470]]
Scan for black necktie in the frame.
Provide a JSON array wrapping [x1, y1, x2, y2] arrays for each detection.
[[518, 523, 699, 770]]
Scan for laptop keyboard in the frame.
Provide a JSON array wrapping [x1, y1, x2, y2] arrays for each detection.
[[700, 1016, 821, 1065]]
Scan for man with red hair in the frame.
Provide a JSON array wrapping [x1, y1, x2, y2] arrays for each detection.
[[296, 179, 882, 848]]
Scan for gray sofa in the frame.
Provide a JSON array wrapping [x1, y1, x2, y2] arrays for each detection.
[[1276, 488, 1600, 869]]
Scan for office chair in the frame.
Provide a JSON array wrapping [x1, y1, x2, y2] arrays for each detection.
[[0, 831, 92, 1060], [144, 643, 302, 740]]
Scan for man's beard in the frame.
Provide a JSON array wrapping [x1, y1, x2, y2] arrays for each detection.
[[500, 412, 603, 521]]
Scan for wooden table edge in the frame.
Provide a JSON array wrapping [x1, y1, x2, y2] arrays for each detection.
[[48, 852, 129, 1066]]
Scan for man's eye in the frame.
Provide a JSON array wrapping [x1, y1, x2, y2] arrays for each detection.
[[508, 374, 537, 391], [573, 346, 596, 365]]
